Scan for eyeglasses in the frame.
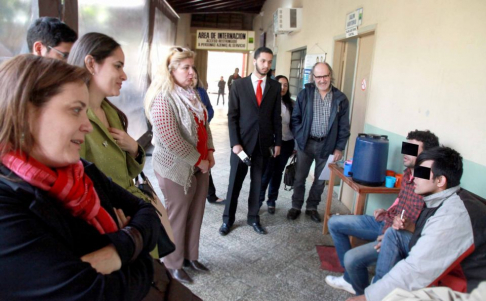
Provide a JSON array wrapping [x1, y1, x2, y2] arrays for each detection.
[[313, 73, 331, 80], [48, 46, 69, 59]]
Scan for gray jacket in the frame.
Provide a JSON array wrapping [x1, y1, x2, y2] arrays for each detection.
[[365, 187, 474, 301]]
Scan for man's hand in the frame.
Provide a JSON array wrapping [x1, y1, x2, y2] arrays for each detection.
[[333, 149, 343, 161], [392, 215, 415, 232], [274, 146, 281, 157], [81, 244, 122, 275], [374, 234, 384, 252], [346, 295, 366, 301], [373, 208, 387, 222], [232, 144, 243, 155], [208, 151, 215, 169]]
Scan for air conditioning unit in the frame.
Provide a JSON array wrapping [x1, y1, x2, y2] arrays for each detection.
[[273, 8, 302, 34]]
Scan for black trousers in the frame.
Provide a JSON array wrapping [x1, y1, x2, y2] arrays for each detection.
[[223, 144, 268, 225], [207, 173, 217, 202], [217, 90, 225, 105]]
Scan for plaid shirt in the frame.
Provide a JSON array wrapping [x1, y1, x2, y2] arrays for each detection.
[[383, 168, 424, 232], [310, 88, 332, 138]]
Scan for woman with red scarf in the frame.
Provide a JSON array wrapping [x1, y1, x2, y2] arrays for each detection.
[[0, 55, 191, 300]]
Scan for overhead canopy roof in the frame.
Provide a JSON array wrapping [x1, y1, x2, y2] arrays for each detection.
[[165, 0, 266, 14]]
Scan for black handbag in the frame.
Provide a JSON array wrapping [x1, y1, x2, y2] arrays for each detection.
[[135, 172, 175, 258], [283, 155, 297, 191]]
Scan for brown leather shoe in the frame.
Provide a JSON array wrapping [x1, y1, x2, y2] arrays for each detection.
[[183, 259, 209, 272], [167, 268, 193, 284]]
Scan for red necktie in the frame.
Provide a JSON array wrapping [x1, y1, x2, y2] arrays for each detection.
[[256, 80, 263, 106]]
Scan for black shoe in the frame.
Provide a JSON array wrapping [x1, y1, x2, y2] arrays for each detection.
[[247, 222, 267, 234], [183, 259, 209, 272], [219, 223, 231, 236], [268, 207, 276, 214], [305, 210, 321, 223], [287, 208, 301, 220], [167, 268, 193, 284], [208, 198, 225, 205]]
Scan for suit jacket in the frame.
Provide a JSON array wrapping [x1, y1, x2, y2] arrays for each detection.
[[228, 75, 282, 155]]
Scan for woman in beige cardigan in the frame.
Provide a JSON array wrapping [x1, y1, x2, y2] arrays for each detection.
[[145, 47, 214, 284]]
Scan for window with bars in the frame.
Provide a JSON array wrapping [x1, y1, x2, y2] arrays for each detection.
[[289, 48, 306, 99]]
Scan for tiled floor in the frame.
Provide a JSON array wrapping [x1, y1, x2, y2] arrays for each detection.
[[143, 93, 352, 301]]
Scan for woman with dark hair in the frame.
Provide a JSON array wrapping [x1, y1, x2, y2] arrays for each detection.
[[193, 67, 224, 204], [67, 33, 176, 259], [0, 54, 160, 300], [67, 33, 148, 203], [259, 75, 295, 214]]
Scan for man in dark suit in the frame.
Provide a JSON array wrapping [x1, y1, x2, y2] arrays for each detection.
[[220, 47, 282, 235]]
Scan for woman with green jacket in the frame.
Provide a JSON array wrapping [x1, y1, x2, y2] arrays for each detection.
[[68, 33, 147, 202]]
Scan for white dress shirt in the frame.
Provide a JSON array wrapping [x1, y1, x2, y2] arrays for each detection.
[[250, 73, 267, 96]]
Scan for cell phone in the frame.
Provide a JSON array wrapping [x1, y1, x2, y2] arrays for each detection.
[[237, 150, 251, 166]]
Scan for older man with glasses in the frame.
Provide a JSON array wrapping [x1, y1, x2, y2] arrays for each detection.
[[27, 17, 77, 61], [287, 62, 350, 222]]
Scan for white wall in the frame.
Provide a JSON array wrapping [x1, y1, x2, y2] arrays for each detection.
[[255, 0, 486, 171], [175, 13, 192, 48]]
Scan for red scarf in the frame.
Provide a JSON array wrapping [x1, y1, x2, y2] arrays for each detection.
[[2, 152, 118, 234]]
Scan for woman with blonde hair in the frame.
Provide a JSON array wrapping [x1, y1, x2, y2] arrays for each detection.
[[145, 47, 214, 284]]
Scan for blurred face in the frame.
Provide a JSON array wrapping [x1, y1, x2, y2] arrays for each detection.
[[278, 77, 289, 96], [234, 68, 239, 75], [192, 72, 198, 88], [91, 47, 127, 97], [403, 139, 424, 168], [253, 52, 272, 77], [313, 63, 332, 93], [29, 82, 93, 168], [42, 42, 73, 61], [413, 160, 441, 196], [172, 58, 194, 88]]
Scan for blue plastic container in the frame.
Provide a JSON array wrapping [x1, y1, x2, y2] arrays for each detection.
[[350, 133, 389, 186], [344, 159, 353, 177]]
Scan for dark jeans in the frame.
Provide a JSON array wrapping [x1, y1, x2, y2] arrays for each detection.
[[372, 227, 412, 284], [259, 139, 295, 208], [217, 90, 225, 105], [291, 139, 328, 210]]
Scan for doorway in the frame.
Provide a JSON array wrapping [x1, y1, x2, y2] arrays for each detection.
[[332, 32, 376, 210], [206, 51, 245, 96]]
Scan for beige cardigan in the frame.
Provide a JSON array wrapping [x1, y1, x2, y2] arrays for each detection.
[[150, 91, 214, 193]]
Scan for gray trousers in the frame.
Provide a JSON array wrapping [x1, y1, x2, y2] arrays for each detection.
[[291, 139, 328, 210], [156, 171, 209, 269]]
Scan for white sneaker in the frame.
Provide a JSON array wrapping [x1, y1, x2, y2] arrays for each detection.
[[325, 275, 356, 294]]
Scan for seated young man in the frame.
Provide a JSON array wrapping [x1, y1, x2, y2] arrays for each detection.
[[326, 130, 439, 295], [349, 147, 486, 301]]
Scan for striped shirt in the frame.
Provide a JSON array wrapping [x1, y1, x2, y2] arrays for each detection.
[[310, 88, 332, 138]]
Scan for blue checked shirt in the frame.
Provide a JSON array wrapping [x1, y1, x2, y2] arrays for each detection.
[[310, 88, 332, 138]]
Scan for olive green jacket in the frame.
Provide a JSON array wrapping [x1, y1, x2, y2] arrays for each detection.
[[80, 100, 149, 202]]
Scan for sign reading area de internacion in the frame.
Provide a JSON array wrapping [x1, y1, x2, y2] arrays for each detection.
[[196, 30, 255, 51]]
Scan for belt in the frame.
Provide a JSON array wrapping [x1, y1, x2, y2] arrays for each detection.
[[309, 136, 326, 142]]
